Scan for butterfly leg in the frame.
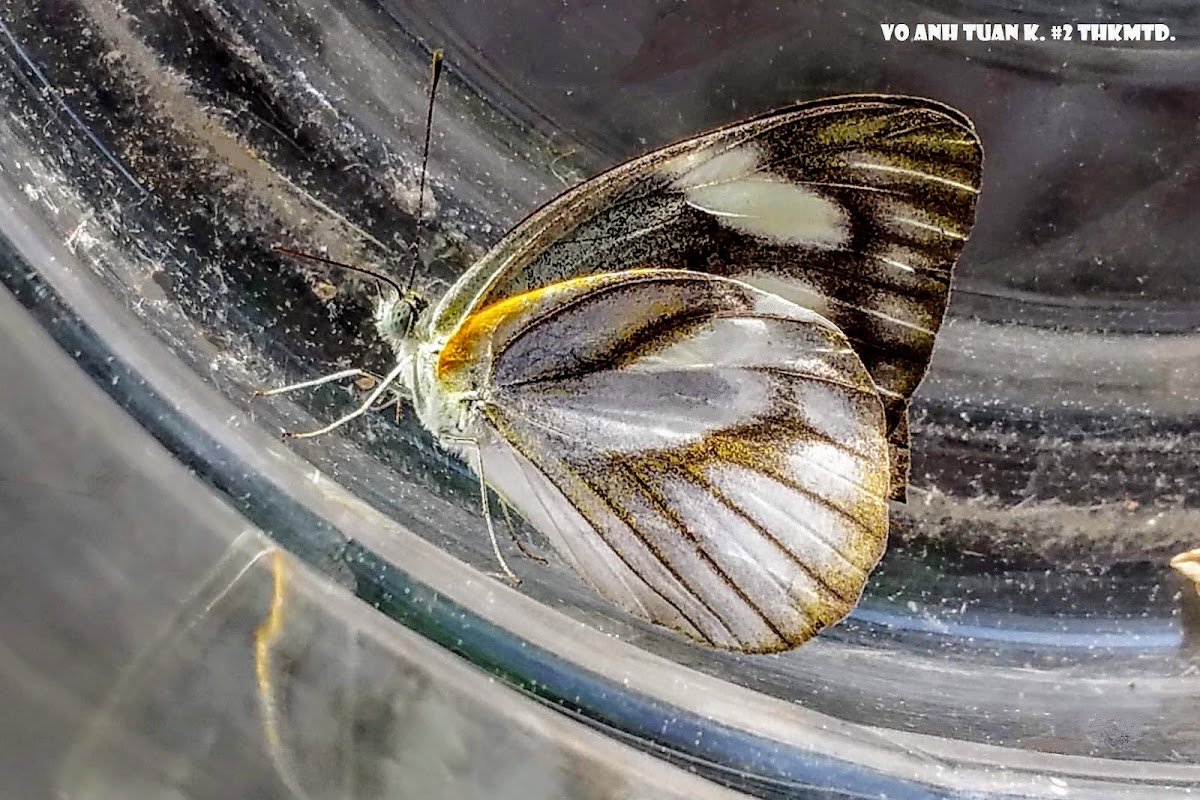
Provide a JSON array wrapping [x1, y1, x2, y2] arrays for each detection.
[[370, 391, 399, 412], [283, 359, 408, 439], [253, 367, 372, 399], [337, 369, 404, 416], [498, 500, 549, 564], [370, 391, 408, 425], [443, 435, 521, 584]]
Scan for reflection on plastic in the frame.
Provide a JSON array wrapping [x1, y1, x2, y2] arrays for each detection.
[[60, 534, 735, 800]]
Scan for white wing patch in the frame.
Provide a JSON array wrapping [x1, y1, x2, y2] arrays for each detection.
[[503, 368, 774, 454], [783, 381, 885, 457], [623, 315, 857, 388], [739, 271, 837, 324], [666, 143, 850, 248], [660, 143, 754, 184], [744, 269, 937, 338]]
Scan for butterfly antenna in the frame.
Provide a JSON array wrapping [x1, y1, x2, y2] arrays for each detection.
[[404, 47, 444, 294], [271, 245, 403, 296]]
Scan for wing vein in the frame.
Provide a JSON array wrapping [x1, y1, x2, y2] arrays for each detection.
[[620, 461, 786, 646]]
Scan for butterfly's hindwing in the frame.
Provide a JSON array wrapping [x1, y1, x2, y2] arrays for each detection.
[[455, 270, 889, 652], [428, 96, 982, 500]]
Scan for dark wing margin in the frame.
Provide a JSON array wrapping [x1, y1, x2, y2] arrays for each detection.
[[432, 95, 983, 502]]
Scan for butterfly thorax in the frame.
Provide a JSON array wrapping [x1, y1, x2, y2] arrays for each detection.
[[371, 290, 479, 444], [412, 336, 488, 443]]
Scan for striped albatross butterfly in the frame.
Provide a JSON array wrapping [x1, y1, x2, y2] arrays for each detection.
[[262, 90, 982, 653]]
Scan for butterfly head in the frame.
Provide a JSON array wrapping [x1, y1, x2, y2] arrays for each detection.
[[373, 289, 426, 352]]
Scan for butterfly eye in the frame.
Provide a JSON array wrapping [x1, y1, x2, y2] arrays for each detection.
[[404, 292, 428, 320], [372, 291, 426, 345]]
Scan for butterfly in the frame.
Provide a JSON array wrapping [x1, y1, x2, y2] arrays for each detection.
[[261, 92, 983, 653]]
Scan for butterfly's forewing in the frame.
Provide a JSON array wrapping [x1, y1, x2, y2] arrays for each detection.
[[427, 96, 982, 499], [438, 270, 889, 652]]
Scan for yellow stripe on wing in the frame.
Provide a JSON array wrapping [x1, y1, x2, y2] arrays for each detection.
[[437, 285, 557, 379], [436, 269, 664, 382]]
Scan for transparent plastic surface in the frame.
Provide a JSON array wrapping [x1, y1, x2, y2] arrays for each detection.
[[0, 0, 1197, 797], [62, 540, 740, 800]]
